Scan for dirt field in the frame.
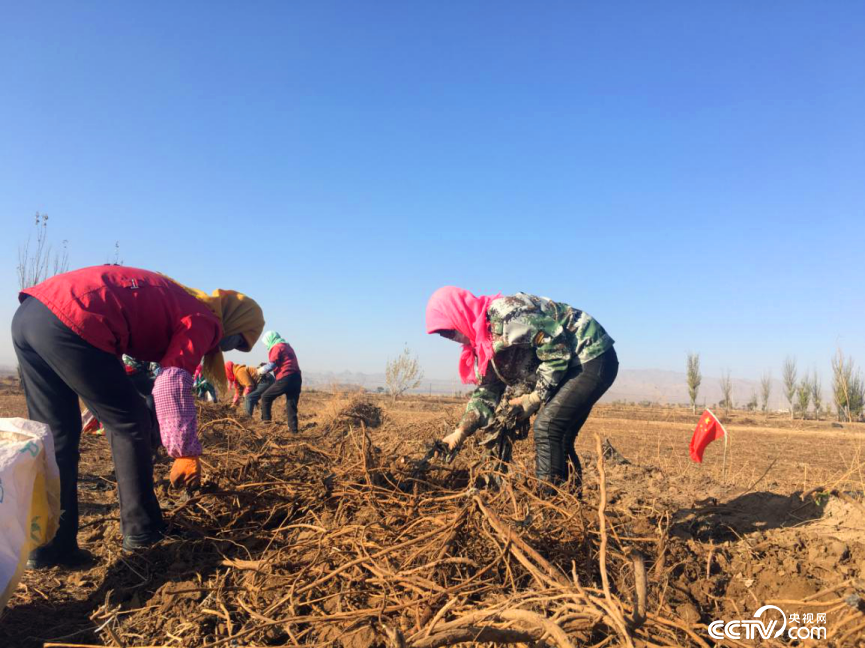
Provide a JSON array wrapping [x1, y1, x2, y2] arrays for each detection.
[[1, 384, 863, 647]]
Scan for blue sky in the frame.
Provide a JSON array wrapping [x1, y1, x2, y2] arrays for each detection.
[[1, 2, 863, 383]]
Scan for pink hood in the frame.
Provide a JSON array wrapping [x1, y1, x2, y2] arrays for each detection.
[[426, 286, 500, 384]]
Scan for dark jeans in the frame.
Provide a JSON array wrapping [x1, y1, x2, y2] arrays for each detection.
[[533, 347, 619, 489], [128, 369, 159, 449], [128, 370, 155, 400], [11, 297, 163, 549], [244, 374, 274, 416], [260, 373, 302, 432]]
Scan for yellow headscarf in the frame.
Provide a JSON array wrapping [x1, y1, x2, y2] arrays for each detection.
[[166, 277, 265, 394]]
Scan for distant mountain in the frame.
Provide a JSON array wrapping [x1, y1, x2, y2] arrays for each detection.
[[603, 368, 795, 410], [303, 370, 470, 396], [304, 368, 804, 410], [0, 360, 810, 411]]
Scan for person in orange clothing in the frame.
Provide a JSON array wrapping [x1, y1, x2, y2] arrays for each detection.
[[225, 361, 272, 415]]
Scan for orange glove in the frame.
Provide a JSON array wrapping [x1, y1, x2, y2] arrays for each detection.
[[170, 457, 201, 488]]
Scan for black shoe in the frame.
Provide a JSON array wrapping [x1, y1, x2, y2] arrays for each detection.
[[122, 528, 165, 551], [27, 545, 94, 570]]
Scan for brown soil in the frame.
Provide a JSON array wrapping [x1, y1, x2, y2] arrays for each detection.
[[0, 389, 863, 647]]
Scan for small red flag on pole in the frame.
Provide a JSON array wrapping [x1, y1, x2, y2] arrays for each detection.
[[689, 409, 728, 463]]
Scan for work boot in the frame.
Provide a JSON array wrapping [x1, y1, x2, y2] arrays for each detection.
[[27, 543, 93, 570], [536, 481, 560, 499], [122, 528, 165, 551]]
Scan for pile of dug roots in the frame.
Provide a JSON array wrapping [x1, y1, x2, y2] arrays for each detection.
[[49, 400, 844, 648]]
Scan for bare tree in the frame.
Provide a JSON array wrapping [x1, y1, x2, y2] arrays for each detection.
[[782, 357, 797, 420], [719, 369, 733, 416], [385, 345, 424, 401], [17, 213, 70, 290], [686, 353, 701, 415], [832, 350, 865, 422], [832, 351, 851, 422], [853, 374, 865, 421], [746, 391, 759, 411], [796, 373, 811, 420], [759, 372, 772, 414], [810, 372, 822, 419]]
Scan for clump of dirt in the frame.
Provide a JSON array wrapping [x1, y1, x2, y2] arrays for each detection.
[[807, 493, 865, 544], [319, 394, 384, 432]]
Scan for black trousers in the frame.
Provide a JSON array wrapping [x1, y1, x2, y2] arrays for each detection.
[[533, 347, 619, 488], [260, 373, 302, 432], [128, 370, 155, 399], [11, 297, 163, 548], [128, 369, 160, 449], [244, 374, 274, 416]]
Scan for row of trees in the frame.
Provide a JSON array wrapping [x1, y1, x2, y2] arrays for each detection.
[[686, 352, 864, 422], [781, 357, 825, 420], [15, 213, 863, 419]]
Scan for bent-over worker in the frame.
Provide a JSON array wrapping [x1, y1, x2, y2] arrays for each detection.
[[225, 360, 269, 415], [12, 265, 264, 567], [426, 287, 617, 493]]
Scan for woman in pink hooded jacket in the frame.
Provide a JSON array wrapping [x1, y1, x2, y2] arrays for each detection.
[[426, 286, 617, 493]]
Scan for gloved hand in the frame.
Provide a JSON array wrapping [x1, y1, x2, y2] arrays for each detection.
[[170, 457, 201, 488], [231, 392, 240, 406], [508, 392, 542, 419], [243, 386, 252, 396], [442, 428, 467, 451]]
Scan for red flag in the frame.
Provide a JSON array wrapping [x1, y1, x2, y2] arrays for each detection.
[[689, 409, 726, 463]]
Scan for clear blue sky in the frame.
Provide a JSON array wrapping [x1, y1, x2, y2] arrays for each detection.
[[1, 2, 863, 383]]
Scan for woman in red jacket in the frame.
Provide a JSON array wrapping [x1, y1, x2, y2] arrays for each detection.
[[255, 331, 302, 433], [12, 266, 264, 568]]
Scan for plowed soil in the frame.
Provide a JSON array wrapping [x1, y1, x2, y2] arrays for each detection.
[[1, 386, 863, 647]]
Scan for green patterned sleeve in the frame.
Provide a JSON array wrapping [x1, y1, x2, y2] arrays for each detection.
[[459, 373, 505, 436]]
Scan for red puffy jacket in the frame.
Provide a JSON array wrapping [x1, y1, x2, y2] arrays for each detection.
[[21, 266, 222, 374], [269, 342, 301, 380]]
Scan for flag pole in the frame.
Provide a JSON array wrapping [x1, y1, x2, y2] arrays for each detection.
[[707, 408, 730, 485]]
